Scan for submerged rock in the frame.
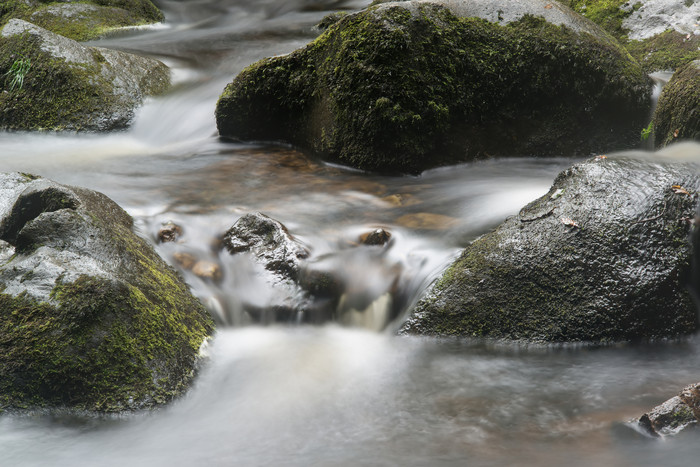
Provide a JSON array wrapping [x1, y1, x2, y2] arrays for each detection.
[[0, 19, 170, 131], [402, 157, 700, 342], [216, 0, 651, 174], [652, 60, 700, 147], [636, 383, 700, 437], [0, 173, 214, 412], [0, 0, 163, 41]]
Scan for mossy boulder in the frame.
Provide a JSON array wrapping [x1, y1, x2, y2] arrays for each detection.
[[0, 19, 170, 131], [0, 173, 214, 412], [216, 0, 651, 174], [652, 60, 700, 147], [0, 0, 163, 41], [401, 156, 700, 342]]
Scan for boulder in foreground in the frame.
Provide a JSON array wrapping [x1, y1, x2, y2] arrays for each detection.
[[402, 156, 699, 342], [0, 173, 214, 412]]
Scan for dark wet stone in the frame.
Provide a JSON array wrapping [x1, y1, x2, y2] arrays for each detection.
[[222, 212, 310, 280], [359, 228, 392, 246], [0, 173, 214, 412], [158, 222, 183, 243], [402, 157, 700, 342]]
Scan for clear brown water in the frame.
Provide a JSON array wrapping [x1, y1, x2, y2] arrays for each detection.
[[1, 1, 700, 465]]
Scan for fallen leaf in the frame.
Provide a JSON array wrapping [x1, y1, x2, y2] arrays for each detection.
[[544, 3, 553, 9], [671, 184, 691, 195], [561, 217, 579, 229], [674, 128, 680, 138], [595, 155, 607, 161]]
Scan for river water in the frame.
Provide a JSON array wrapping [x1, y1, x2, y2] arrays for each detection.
[[1, 1, 700, 465]]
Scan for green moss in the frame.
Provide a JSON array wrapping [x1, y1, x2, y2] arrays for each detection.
[[1, 0, 163, 42], [559, 0, 635, 42], [217, 4, 650, 173], [627, 30, 700, 73]]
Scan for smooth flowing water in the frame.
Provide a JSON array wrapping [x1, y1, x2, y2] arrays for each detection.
[[1, 1, 700, 465]]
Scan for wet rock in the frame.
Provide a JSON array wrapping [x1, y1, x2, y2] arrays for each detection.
[[359, 228, 392, 246], [173, 251, 198, 270], [402, 157, 700, 342], [158, 222, 183, 243], [0, 19, 170, 131], [636, 383, 700, 437], [0, 173, 214, 412], [216, 0, 651, 174], [223, 212, 310, 280], [652, 60, 700, 147], [1, 0, 163, 41]]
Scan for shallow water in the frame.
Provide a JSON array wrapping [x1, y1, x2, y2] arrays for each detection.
[[1, 0, 700, 465]]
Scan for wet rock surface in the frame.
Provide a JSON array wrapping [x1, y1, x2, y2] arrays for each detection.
[[216, 0, 650, 174], [636, 383, 700, 437], [0, 173, 214, 412], [0, 19, 170, 131], [402, 157, 700, 342]]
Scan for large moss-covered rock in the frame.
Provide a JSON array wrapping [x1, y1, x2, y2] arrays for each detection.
[[0, 173, 214, 412], [401, 156, 700, 342], [652, 60, 700, 147], [216, 0, 651, 174], [0, 19, 170, 131], [0, 0, 163, 41]]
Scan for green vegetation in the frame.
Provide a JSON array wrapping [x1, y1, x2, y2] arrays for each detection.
[[3, 54, 30, 91], [641, 120, 653, 141]]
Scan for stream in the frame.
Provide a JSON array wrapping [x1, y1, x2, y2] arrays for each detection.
[[1, 0, 700, 465]]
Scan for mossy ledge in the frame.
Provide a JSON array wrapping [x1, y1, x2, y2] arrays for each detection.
[[216, 1, 651, 174], [0, 173, 214, 412], [401, 157, 700, 342], [0, 0, 164, 42]]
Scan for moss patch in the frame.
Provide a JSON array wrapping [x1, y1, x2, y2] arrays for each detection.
[[217, 4, 650, 173]]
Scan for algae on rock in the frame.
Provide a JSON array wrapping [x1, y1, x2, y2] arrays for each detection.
[[0, 173, 214, 412], [217, 1, 651, 174], [0, 19, 170, 131], [402, 156, 700, 342]]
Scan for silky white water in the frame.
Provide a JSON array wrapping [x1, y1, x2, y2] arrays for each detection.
[[1, 0, 700, 465]]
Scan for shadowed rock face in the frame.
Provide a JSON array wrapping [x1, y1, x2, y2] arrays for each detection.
[[0, 173, 214, 412], [217, 0, 651, 174], [0, 19, 170, 131], [402, 156, 700, 342], [653, 60, 700, 147]]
